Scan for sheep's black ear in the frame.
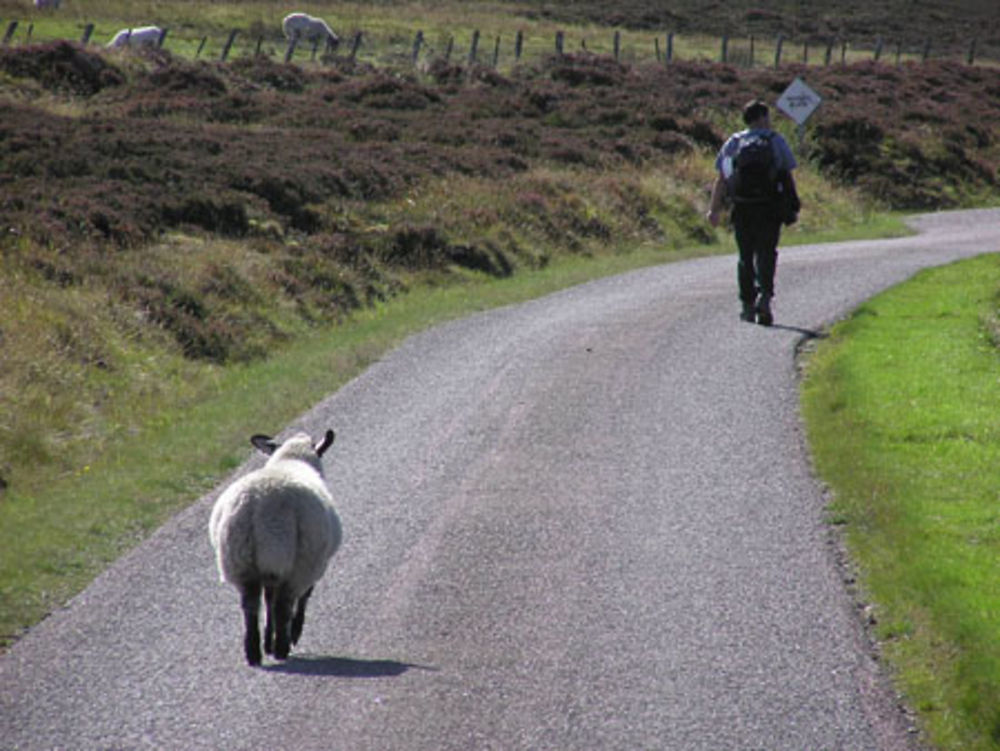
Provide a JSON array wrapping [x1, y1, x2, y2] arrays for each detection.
[[315, 429, 335, 457], [250, 435, 279, 455]]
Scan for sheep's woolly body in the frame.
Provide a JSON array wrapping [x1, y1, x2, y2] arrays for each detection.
[[209, 431, 342, 664], [209, 435, 341, 592], [106, 26, 163, 48], [281, 12, 338, 44]]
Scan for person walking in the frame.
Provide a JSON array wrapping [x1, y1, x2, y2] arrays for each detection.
[[706, 100, 799, 326]]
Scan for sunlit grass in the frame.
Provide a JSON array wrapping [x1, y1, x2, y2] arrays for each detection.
[[801, 253, 1000, 750], [1, 0, 952, 69]]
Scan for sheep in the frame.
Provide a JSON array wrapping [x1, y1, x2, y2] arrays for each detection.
[[209, 429, 342, 666], [281, 12, 339, 49], [106, 26, 164, 49]]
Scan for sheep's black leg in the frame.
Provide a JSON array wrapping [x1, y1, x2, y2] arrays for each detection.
[[240, 580, 263, 667], [273, 585, 296, 660], [263, 584, 277, 656], [291, 586, 313, 646]]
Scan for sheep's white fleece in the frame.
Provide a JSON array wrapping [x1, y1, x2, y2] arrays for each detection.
[[281, 12, 338, 44], [106, 26, 163, 48], [209, 434, 341, 594]]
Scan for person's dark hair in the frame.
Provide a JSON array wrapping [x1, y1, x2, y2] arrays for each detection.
[[742, 100, 769, 126]]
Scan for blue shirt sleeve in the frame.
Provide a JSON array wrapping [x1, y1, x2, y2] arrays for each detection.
[[772, 133, 797, 171]]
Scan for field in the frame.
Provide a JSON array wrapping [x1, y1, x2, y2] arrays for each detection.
[[1, 0, 1000, 746], [4, 0, 1000, 61]]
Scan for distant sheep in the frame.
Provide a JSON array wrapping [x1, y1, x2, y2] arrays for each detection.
[[209, 429, 342, 666], [282, 12, 339, 48], [106, 26, 164, 49]]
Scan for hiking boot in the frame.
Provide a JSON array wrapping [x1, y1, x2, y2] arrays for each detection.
[[740, 302, 756, 322], [756, 296, 773, 327]]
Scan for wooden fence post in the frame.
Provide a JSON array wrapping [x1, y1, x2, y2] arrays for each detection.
[[349, 30, 362, 61], [895, 40, 902, 65], [3, 21, 18, 46], [967, 38, 977, 65], [613, 30, 620, 61], [26, 23, 33, 42], [515, 29, 523, 60], [749, 35, 755, 67], [921, 38, 931, 62], [196, 36, 207, 58], [666, 32, 673, 63], [444, 35, 453, 61], [874, 35, 884, 61], [824, 40, 833, 65], [492, 34, 500, 67], [555, 30, 564, 55], [220, 29, 238, 61], [720, 35, 728, 63], [655, 36, 661, 62], [468, 29, 479, 63], [841, 40, 848, 64], [80, 23, 94, 45], [411, 30, 423, 65], [774, 34, 783, 67]]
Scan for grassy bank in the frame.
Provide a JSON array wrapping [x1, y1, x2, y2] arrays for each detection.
[[801, 252, 1000, 750]]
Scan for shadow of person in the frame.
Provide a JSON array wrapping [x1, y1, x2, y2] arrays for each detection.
[[768, 323, 826, 339], [263, 654, 436, 678]]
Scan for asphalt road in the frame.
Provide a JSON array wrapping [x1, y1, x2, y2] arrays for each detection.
[[4, 209, 1000, 751]]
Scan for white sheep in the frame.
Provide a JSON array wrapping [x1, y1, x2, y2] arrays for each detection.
[[105, 26, 164, 49], [209, 429, 342, 666], [282, 12, 339, 48]]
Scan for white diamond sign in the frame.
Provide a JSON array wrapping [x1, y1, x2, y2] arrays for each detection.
[[777, 77, 821, 125]]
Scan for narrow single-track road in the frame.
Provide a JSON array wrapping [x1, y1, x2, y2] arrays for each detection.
[[4, 209, 1000, 750]]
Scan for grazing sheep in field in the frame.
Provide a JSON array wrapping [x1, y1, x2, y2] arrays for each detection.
[[209, 429, 342, 666], [282, 12, 339, 48], [106, 26, 164, 49]]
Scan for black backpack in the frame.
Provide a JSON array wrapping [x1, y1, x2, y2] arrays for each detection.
[[729, 132, 779, 204]]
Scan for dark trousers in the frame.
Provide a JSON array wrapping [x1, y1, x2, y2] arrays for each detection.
[[732, 204, 782, 304]]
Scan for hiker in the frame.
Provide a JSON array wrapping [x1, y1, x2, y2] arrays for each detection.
[[706, 99, 799, 326]]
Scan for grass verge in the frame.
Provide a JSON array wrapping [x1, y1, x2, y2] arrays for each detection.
[[801, 252, 1000, 750]]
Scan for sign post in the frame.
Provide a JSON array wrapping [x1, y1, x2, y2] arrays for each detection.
[[776, 77, 822, 148]]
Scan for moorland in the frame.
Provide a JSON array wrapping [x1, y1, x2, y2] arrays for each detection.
[[1, 1, 1000, 746]]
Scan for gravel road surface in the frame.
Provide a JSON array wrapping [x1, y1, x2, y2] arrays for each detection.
[[3, 209, 1000, 750]]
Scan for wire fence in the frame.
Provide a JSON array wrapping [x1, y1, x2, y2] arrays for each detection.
[[0, 18, 994, 70]]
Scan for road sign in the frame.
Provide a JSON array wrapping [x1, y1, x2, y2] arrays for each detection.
[[776, 77, 821, 126]]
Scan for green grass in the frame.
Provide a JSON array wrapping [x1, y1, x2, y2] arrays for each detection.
[[6, 0, 979, 69], [801, 252, 1000, 750]]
